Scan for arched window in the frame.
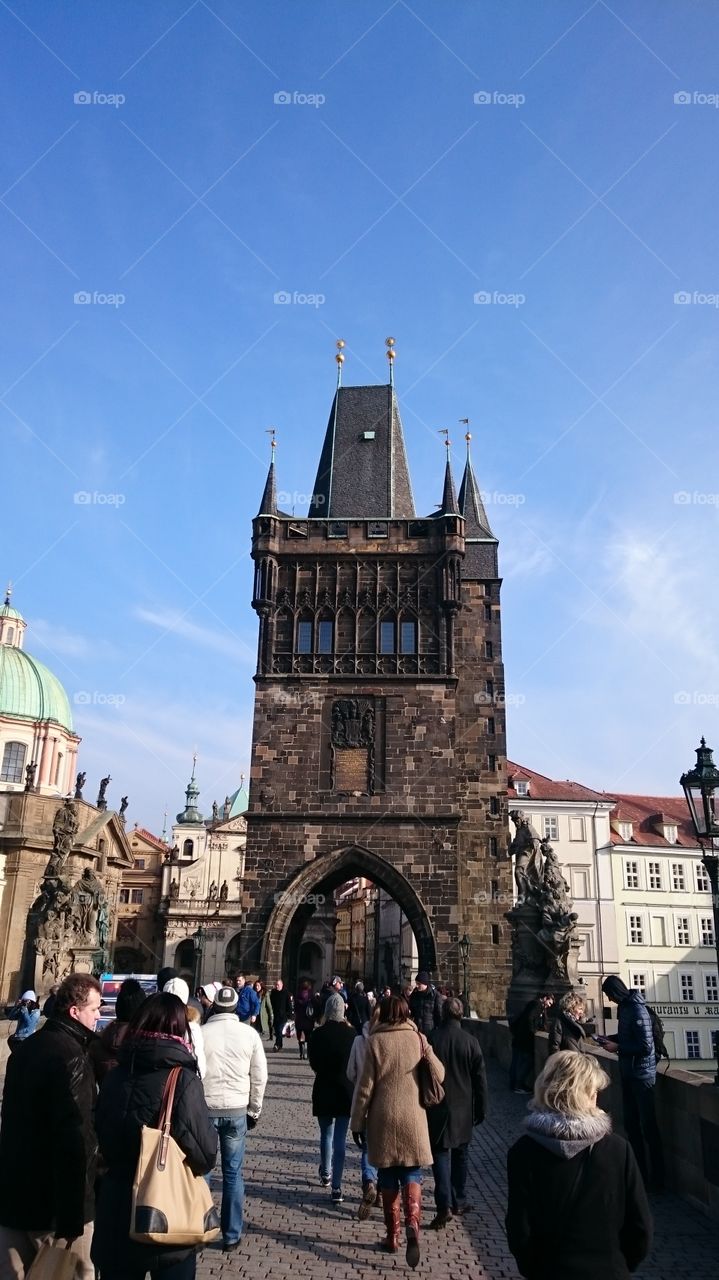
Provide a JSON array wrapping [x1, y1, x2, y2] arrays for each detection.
[[379, 618, 396, 654], [6, 627, 14, 645], [1, 741, 27, 783], [399, 618, 417, 654], [183, 838, 194, 858], [296, 617, 313, 654], [54, 751, 64, 786]]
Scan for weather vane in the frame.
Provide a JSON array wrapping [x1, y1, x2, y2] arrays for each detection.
[[438, 428, 451, 450], [335, 339, 345, 386], [265, 427, 276, 454], [459, 417, 471, 445], [385, 336, 396, 384]]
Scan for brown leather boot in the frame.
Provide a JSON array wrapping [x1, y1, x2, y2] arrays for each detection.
[[379, 1189, 400, 1252], [402, 1182, 422, 1269], [358, 1179, 377, 1221]]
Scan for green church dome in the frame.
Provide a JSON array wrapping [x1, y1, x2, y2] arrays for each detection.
[[0, 645, 74, 731]]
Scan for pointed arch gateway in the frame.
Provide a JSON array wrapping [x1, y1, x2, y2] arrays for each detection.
[[260, 843, 436, 979]]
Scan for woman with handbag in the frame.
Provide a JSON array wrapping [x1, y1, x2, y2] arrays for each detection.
[[350, 994, 445, 1269], [307, 992, 356, 1203], [506, 1050, 653, 1280], [92, 993, 218, 1280]]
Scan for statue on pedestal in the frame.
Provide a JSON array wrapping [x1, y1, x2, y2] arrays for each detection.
[[97, 775, 111, 810], [24, 762, 37, 792], [508, 809, 543, 902], [219, 880, 229, 902], [44, 799, 79, 878], [74, 771, 86, 801]]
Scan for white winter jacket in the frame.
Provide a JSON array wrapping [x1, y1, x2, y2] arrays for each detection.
[[202, 1013, 268, 1117], [347, 1020, 371, 1084]]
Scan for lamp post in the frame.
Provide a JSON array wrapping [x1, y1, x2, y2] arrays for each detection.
[[193, 925, 206, 990], [680, 737, 719, 1086], [459, 933, 471, 1016]]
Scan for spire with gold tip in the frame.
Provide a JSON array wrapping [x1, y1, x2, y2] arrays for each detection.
[[335, 339, 345, 387], [257, 429, 278, 517], [437, 428, 459, 515], [385, 336, 396, 385]]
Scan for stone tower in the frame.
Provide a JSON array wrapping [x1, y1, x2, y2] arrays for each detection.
[[241, 364, 511, 1015]]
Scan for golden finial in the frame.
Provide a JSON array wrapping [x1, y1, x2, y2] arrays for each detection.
[[265, 427, 276, 453], [438, 428, 451, 450], [335, 339, 345, 385], [385, 337, 396, 385]]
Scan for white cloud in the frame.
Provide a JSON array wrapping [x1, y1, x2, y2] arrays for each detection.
[[134, 606, 256, 665]]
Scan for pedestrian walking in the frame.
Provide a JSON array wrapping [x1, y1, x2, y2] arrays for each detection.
[[163, 977, 206, 1079], [601, 976, 665, 1190], [548, 992, 591, 1055], [92, 992, 218, 1280], [254, 981, 274, 1042], [427, 997, 488, 1227], [0, 972, 103, 1279], [294, 979, 314, 1059], [6, 991, 40, 1046], [312, 980, 333, 1026], [508, 997, 543, 1094], [202, 985, 268, 1253], [408, 972, 443, 1035], [268, 979, 292, 1052], [506, 1050, 652, 1280], [331, 975, 349, 1005], [347, 981, 371, 1032], [234, 975, 260, 1026], [308, 993, 356, 1203], [350, 993, 445, 1269], [99, 977, 147, 1070], [346, 1010, 380, 1219]]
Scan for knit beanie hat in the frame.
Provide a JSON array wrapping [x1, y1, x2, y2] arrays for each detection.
[[214, 985, 239, 1012], [325, 992, 346, 1022], [163, 977, 190, 1004]]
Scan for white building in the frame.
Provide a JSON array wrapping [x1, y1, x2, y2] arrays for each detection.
[[507, 762, 718, 1073]]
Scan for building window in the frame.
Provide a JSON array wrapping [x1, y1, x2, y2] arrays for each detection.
[[568, 816, 585, 841], [488, 836, 498, 857], [705, 973, 718, 1002], [379, 621, 395, 654], [663, 824, 678, 844], [400, 621, 417, 654], [489, 795, 500, 816], [648, 861, 662, 890], [712, 1030, 719, 1059], [680, 973, 694, 1000], [296, 620, 313, 654], [671, 863, 686, 891], [514, 780, 529, 797], [487, 754, 497, 772], [628, 915, 644, 944], [696, 863, 711, 893], [317, 620, 334, 654], [131, 888, 144, 905], [700, 917, 715, 947], [484, 640, 493, 659], [619, 822, 633, 841], [676, 917, 691, 946], [486, 717, 495, 736], [624, 860, 640, 889], [484, 602, 492, 621], [543, 817, 559, 842], [54, 752, 63, 787], [0, 741, 27, 784], [119, 888, 130, 904], [135, 858, 145, 870], [685, 1030, 701, 1060], [182, 839, 194, 857], [491, 923, 500, 945], [651, 915, 667, 947], [485, 679, 494, 699], [630, 973, 646, 997]]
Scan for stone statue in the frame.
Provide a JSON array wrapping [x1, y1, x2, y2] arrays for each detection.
[[212, 800, 219, 821], [169, 878, 179, 899], [208, 880, 218, 899], [508, 809, 543, 903], [24, 762, 37, 792], [74, 771, 86, 800], [97, 775, 111, 810], [223, 796, 231, 820], [219, 880, 229, 901], [119, 796, 129, 820], [45, 798, 79, 878], [97, 896, 110, 951]]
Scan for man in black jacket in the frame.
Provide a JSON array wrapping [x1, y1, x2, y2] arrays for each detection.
[[428, 998, 488, 1226], [408, 972, 443, 1035], [0, 972, 103, 1279], [347, 981, 371, 1032], [268, 978, 293, 1051]]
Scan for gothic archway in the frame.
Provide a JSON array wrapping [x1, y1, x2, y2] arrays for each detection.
[[260, 843, 436, 981]]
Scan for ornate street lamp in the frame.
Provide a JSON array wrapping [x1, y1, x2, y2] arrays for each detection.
[[680, 738, 719, 1085], [459, 933, 471, 1016], [193, 924, 206, 990]]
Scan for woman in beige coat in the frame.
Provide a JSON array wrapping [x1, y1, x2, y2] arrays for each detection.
[[350, 994, 445, 1268]]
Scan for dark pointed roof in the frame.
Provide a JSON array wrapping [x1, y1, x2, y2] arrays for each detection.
[[458, 444, 494, 539], [439, 456, 459, 515], [257, 457, 278, 516], [309, 385, 415, 518]]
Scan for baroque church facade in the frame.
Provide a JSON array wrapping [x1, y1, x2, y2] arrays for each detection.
[[239, 359, 512, 1015]]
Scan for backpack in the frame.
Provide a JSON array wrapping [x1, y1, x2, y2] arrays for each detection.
[[646, 1004, 669, 1060]]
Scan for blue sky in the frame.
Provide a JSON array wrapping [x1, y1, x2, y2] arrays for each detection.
[[3, 1, 718, 830]]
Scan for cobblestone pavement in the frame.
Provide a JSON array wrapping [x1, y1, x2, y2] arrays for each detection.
[[197, 1047, 719, 1280]]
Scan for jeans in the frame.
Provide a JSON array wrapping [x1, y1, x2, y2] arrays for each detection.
[[361, 1145, 378, 1185], [432, 1144, 469, 1210], [212, 1113, 248, 1244], [318, 1114, 349, 1190], [102, 1259, 195, 1280], [621, 1077, 665, 1188], [377, 1166, 423, 1191]]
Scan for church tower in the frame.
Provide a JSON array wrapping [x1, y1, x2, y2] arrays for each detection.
[[241, 345, 511, 1014]]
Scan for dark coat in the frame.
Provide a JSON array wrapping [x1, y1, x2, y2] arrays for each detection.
[[509, 999, 542, 1053], [347, 990, 371, 1032], [92, 1033, 217, 1273], [0, 1015, 99, 1239], [506, 1112, 652, 1280], [308, 1020, 357, 1117], [428, 1019, 488, 1150], [294, 987, 314, 1036], [408, 985, 443, 1035], [548, 1012, 588, 1054], [269, 986, 293, 1027]]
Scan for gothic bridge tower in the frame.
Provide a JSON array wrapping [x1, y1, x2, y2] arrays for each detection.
[[242, 348, 511, 1014]]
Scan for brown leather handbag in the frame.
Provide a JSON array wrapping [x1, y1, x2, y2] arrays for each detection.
[[130, 1066, 220, 1246], [415, 1030, 445, 1109]]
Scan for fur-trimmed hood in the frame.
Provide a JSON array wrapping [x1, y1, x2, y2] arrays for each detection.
[[523, 1108, 612, 1159]]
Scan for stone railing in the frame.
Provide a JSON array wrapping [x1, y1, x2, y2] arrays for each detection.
[[467, 1018, 719, 1222]]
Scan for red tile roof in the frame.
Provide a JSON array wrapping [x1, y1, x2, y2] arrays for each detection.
[[131, 826, 167, 851], [608, 794, 699, 849], [507, 760, 609, 803]]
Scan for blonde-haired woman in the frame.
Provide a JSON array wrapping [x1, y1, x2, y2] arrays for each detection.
[[548, 991, 590, 1054], [506, 1051, 652, 1280]]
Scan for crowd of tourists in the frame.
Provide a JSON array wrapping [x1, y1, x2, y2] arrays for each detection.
[[0, 966, 659, 1279]]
